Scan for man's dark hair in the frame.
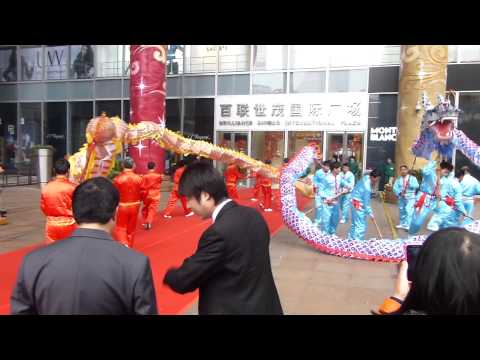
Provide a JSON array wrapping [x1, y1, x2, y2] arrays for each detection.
[[73, 177, 119, 225], [400, 165, 408, 170], [330, 161, 341, 171], [461, 165, 470, 173], [456, 169, 465, 179], [147, 161, 156, 170], [440, 161, 453, 171], [342, 162, 349, 167], [123, 157, 134, 169], [283, 158, 289, 164], [400, 228, 480, 315], [54, 159, 70, 175], [349, 156, 356, 161], [322, 160, 331, 167], [265, 159, 272, 165], [370, 169, 380, 178], [178, 161, 228, 205]]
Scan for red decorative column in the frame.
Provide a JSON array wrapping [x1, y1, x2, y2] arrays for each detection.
[[129, 45, 167, 174]]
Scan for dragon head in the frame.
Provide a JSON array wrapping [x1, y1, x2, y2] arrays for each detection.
[[412, 93, 462, 160]]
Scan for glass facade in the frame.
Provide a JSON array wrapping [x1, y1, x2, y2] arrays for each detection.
[[3, 45, 480, 176]]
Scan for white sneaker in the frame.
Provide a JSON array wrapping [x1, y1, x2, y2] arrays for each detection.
[[185, 211, 194, 217], [395, 224, 404, 229], [163, 214, 172, 219], [264, 208, 273, 212], [427, 226, 439, 232], [251, 198, 258, 202], [339, 219, 346, 224]]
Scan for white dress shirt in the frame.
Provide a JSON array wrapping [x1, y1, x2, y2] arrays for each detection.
[[212, 199, 233, 223]]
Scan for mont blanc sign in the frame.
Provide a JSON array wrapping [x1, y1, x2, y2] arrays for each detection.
[[215, 93, 369, 131]]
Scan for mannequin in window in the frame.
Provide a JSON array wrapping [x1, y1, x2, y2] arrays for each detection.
[[2, 48, 17, 82], [72, 45, 94, 79]]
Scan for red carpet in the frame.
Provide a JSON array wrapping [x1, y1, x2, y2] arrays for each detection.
[[0, 188, 312, 315]]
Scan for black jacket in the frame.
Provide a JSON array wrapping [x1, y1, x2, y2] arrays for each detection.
[[10, 228, 157, 315], [164, 201, 283, 315]]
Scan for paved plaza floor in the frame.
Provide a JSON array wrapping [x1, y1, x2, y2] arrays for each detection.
[[2, 182, 476, 315]]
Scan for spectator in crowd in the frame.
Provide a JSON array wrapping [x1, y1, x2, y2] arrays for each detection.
[[374, 227, 480, 315], [0, 164, 7, 224], [40, 159, 77, 244], [381, 157, 395, 191], [11, 177, 157, 315], [163, 161, 283, 315], [348, 156, 360, 180]]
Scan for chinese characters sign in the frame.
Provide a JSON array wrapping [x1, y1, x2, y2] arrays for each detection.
[[215, 93, 368, 131]]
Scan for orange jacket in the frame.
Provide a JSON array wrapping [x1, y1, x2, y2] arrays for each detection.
[[172, 166, 186, 192], [141, 171, 163, 199], [40, 176, 76, 218], [225, 164, 245, 185], [113, 169, 143, 204]]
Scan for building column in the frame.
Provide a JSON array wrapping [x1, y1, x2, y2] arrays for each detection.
[[395, 45, 448, 173], [129, 45, 167, 174]]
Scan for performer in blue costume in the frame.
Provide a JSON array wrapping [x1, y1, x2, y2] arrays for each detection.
[[313, 160, 331, 230], [339, 162, 355, 224], [431, 161, 466, 229], [392, 165, 419, 230], [408, 159, 438, 235], [313, 161, 344, 234], [457, 166, 480, 226], [425, 169, 455, 231], [347, 169, 380, 241]]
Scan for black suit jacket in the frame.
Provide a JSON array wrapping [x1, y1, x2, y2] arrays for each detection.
[[164, 201, 283, 315], [11, 228, 157, 315]]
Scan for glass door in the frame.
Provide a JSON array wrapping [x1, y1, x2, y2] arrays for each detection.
[[326, 132, 364, 176]]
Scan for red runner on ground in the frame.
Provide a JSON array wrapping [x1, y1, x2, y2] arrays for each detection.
[[0, 188, 312, 315]]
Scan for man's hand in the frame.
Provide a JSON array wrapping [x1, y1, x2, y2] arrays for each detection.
[[393, 260, 411, 301]]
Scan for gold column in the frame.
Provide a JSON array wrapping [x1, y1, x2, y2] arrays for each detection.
[[396, 45, 448, 173]]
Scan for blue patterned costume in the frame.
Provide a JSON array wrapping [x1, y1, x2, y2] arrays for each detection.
[[408, 160, 438, 235], [392, 174, 419, 229], [460, 173, 480, 226], [431, 174, 467, 229], [313, 169, 329, 230], [313, 169, 342, 234], [340, 170, 355, 223], [347, 175, 374, 241]]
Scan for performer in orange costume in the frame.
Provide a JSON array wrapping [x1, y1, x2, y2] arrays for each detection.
[[225, 163, 246, 200], [163, 160, 193, 218], [250, 169, 262, 202], [40, 159, 77, 244], [140, 161, 163, 230], [113, 157, 143, 247], [258, 159, 273, 212]]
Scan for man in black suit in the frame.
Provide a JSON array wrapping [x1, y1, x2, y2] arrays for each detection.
[[10, 177, 158, 315], [163, 161, 283, 315]]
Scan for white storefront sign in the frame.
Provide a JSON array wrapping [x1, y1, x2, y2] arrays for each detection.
[[215, 93, 368, 132], [370, 126, 397, 142]]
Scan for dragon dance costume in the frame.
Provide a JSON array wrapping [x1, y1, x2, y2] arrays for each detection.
[[140, 170, 163, 227], [393, 174, 419, 229], [313, 169, 342, 235], [347, 174, 374, 241], [313, 168, 330, 230], [340, 170, 355, 223], [459, 173, 480, 226]]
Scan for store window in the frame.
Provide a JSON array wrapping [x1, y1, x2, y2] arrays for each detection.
[[456, 93, 480, 179], [183, 98, 214, 143], [46, 45, 68, 80], [460, 45, 480, 63], [287, 131, 323, 159], [123, 100, 130, 122], [123, 45, 130, 76], [0, 46, 17, 82], [70, 102, 93, 154], [167, 45, 184, 75], [70, 45, 95, 79], [289, 45, 329, 69], [20, 46, 43, 81], [95, 100, 121, 117], [448, 45, 458, 63], [218, 74, 250, 95], [290, 71, 326, 93], [252, 73, 286, 94], [183, 76, 215, 96], [253, 45, 287, 71], [216, 131, 249, 186], [18, 103, 41, 167], [96, 45, 123, 77], [329, 69, 368, 92], [219, 45, 250, 72], [45, 102, 67, 161], [251, 131, 284, 168], [166, 99, 181, 132], [0, 103, 18, 172], [184, 45, 217, 73], [329, 45, 374, 67]]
